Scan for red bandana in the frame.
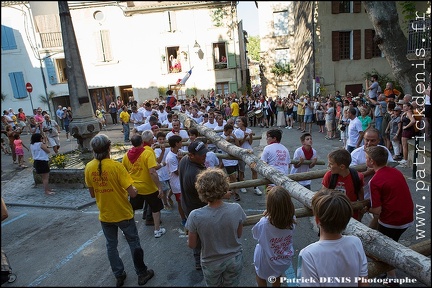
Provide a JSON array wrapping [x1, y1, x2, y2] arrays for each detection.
[[302, 146, 313, 160]]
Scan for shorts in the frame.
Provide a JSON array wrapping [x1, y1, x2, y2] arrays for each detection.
[[225, 165, 238, 176], [202, 253, 243, 287], [238, 160, 246, 173], [297, 115, 304, 123], [160, 179, 171, 192], [130, 191, 164, 213], [65, 124, 70, 133], [304, 114, 313, 123], [378, 224, 407, 242], [326, 120, 335, 131], [33, 160, 50, 174], [48, 136, 60, 147], [174, 193, 182, 202]]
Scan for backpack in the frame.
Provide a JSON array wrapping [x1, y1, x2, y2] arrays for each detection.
[[328, 167, 361, 199]]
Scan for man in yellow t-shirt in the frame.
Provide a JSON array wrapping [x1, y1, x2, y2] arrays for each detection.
[[230, 99, 240, 123], [119, 105, 130, 142], [85, 134, 154, 286], [122, 131, 166, 238]]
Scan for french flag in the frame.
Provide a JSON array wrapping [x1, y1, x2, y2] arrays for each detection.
[[179, 67, 193, 85]]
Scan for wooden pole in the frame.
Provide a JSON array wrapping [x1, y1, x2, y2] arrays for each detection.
[[179, 113, 431, 286], [367, 240, 431, 278]]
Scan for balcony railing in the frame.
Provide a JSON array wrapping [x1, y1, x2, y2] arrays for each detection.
[[407, 18, 431, 55], [40, 32, 63, 48]]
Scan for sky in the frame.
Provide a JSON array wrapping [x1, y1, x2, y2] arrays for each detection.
[[237, 1, 259, 36]]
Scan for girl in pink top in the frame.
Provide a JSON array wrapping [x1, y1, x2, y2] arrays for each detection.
[[13, 133, 29, 168]]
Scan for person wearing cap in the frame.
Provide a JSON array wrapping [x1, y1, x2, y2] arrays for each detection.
[[62, 107, 73, 142], [178, 140, 209, 270], [56, 105, 65, 130], [41, 114, 61, 154], [85, 134, 155, 286], [386, 104, 402, 161]]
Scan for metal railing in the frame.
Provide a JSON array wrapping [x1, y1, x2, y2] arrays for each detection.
[[407, 18, 431, 55]]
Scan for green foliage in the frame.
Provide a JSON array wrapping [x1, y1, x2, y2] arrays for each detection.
[[210, 8, 225, 27], [158, 86, 167, 96], [364, 69, 404, 95], [399, 2, 418, 22], [271, 63, 292, 77], [39, 91, 56, 103], [247, 36, 260, 62]]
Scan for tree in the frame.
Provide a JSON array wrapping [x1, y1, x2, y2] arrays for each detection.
[[247, 35, 260, 62], [363, 2, 430, 95]]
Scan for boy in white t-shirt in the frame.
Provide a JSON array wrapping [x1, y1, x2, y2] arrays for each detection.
[[154, 132, 173, 210], [290, 133, 318, 190], [297, 190, 368, 286], [165, 134, 187, 226], [220, 124, 241, 201]]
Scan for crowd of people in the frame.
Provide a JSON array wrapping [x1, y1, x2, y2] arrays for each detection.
[[2, 76, 429, 286], [77, 78, 427, 286]]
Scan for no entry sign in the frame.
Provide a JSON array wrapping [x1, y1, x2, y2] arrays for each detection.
[[26, 82, 33, 93]]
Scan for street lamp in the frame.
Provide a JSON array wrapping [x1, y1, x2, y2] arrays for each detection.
[[193, 40, 200, 53]]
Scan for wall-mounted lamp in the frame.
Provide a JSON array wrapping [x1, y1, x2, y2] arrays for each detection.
[[193, 40, 201, 53]]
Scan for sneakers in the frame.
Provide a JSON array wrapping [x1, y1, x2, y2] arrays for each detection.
[[254, 187, 263, 195], [234, 193, 241, 201], [116, 271, 127, 287], [138, 269, 154, 286], [240, 188, 247, 193], [398, 159, 407, 167], [154, 227, 166, 238], [66, 138, 71, 142]]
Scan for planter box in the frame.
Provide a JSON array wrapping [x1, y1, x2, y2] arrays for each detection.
[[33, 168, 86, 188]]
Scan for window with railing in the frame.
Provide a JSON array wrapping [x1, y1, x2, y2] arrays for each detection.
[[213, 43, 227, 69], [407, 18, 431, 55]]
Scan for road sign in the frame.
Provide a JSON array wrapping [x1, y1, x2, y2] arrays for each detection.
[[26, 82, 33, 93]]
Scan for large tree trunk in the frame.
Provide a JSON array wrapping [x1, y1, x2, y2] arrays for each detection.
[[180, 114, 431, 286], [363, 1, 419, 95]]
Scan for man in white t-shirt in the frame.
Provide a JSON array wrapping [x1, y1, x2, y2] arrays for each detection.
[[166, 120, 189, 152], [346, 108, 364, 153], [350, 128, 394, 201], [202, 112, 218, 152], [130, 106, 145, 128]]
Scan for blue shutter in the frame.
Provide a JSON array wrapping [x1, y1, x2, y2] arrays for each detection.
[[44, 57, 58, 84], [8, 72, 27, 99], [1, 25, 17, 50]]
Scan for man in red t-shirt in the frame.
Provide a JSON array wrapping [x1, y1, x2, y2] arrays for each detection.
[[365, 146, 414, 285]]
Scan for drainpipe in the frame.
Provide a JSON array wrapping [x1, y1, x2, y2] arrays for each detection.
[[312, 1, 316, 97]]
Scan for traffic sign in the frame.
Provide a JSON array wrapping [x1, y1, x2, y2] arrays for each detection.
[[26, 82, 33, 93]]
